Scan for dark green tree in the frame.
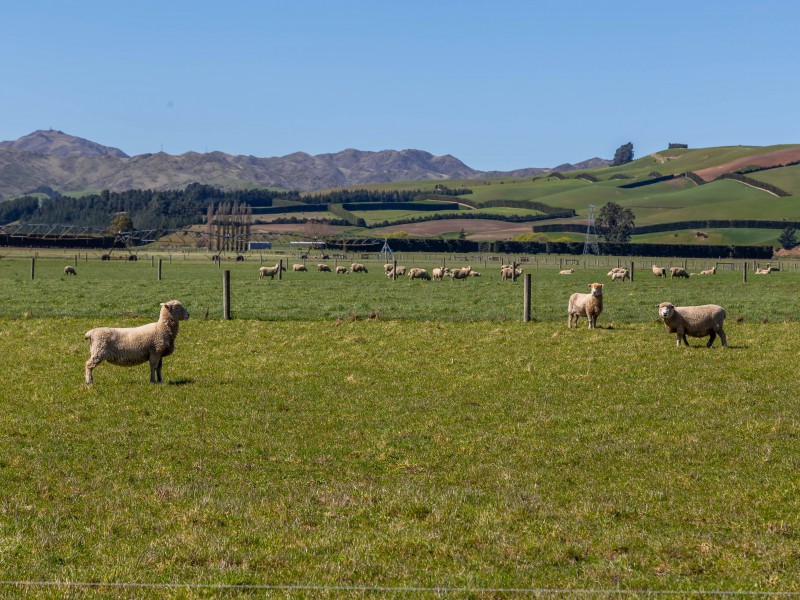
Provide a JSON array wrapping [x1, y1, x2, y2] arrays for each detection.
[[612, 142, 634, 166], [778, 226, 797, 250], [597, 202, 635, 243], [108, 214, 134, 232]]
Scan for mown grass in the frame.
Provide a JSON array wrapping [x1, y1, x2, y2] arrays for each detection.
[[1, 253, 800, 595]]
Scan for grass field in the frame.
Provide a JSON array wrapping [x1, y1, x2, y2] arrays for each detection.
[[1, 253, 800, 595]]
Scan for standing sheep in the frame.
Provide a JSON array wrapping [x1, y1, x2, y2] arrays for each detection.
[[670, 267, 690, 278], [386, 265, 406, 279], [610, 269, 629, 282], [350, 263, 368, 273], [449, 266, 472, 280], [335, 266, 348, 274], [407, 268, 431, 280], [657, 302, 727, 348], [292, 264, 307, 272], [64, 266, 77, 275], [317, 263, 331, 272], [432, 267, 450, 280], [567, 283, 604, 329], [84, 300, 190, 384], [259, 263, 284, 279], [652, 265, 667, 278], [501, 267, 523, 281]]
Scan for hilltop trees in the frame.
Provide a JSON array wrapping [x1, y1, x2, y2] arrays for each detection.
[[778, 226, 797, 250], [597, 202, 635, 243], [612, 142, 634, 166]]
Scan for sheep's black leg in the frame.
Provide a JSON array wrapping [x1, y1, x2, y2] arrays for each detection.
[[682, 335, 690, 347], [156, 357, 163, 383], [707, 331, 716, 348]]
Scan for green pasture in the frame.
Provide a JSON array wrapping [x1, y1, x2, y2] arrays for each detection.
[[747, 163, 800, 196], [1, 251, 800, 594]]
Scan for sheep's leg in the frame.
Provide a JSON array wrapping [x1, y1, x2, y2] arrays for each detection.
[[156, 357, 163, 383], [718, 328, 727, 347], [149, 355, 162, 383], [706, 331, 716, 348], [85, 357, 102, 384]]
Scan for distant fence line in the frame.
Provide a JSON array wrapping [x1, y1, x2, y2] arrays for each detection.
[[533, 219, 800, 235]]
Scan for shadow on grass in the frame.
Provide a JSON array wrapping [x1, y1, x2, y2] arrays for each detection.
[[168, 378, 194, 386]]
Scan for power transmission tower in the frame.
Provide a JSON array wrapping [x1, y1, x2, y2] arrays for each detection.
[[583, 204, 600, 255]]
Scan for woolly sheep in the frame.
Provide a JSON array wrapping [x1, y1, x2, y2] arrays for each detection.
[[652, 265, 667, 278], [501, 267, 523, 281], [292, 264, 307, 272], [335, 266, 347, 274], [64, 266, 77, 275], [384, 263, 394, 274], [610, 269, 630, 282], [560, 269, 575, 275], [755, 267, 771, 275], [386, 265, 406, 278], [670, 266, 689, 278], [84, 300, 190, 384], [407, 267, 431, 280], [699, 267, 716, 275], [259, 263, 284, 280], [432, 267, 450, 280], [657, 302, 727, 348], [469, 271, 481, 277], [317, 263, 331, 272], [568, 282, 603, 329], [449, 266, 472, 280], [350, 263, 368, 273]]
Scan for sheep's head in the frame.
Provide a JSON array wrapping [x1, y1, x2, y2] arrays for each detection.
[[161, 300, 190, 321], [657, 302, 675, 320], [588, 283, 603, 296]]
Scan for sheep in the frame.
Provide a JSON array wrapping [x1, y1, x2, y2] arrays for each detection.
[[317, 263, 331, 272], [350, 263, 368, 273], [652, 265, 667, 278], [698, 267, 717, 275], [292, 264, 307, 272], [567, 283, 603, 329], [84, 300, 190, 384], [259, 263, 285, 280], [384, 263, 394, 274], [449, 266, 472, 280], [335, 266, 347, 274], [501, 267, 523, 281], [469, 271, 481, 277], [657, 302, 727, 348], [560, 269, 575, 275], [610, 269, 630, 282], [432, 267, 450, 280], [64, 266, 77, 275], [755, 267, 771, 275], [669, 266, 689, 278], [386, 265, 406, 279], [407, 268, 431, 280]]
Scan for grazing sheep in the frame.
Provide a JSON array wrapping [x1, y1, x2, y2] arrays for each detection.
[[501, 267, 523, 281], [84, 300, 190, 384], [317, 263, 331, 272], [652, 265, 667, 278], [292, 264, 307, 272], [568, 283, 603, 329], [335, 266, 347, 274], [670, 267, 690, 278], [432, 267, 450, 280], [699, 267, 717, 275], [449, 266, 472, 280], [560, 269, 575, 275], [610, 269, 630, 282], [350, 263, 368, 273], [384, 263, 395, 274], [386, 265, 406, 279], [259, 263, 284, 280], [657, 302, 727, 348], [64, 266, 77, 275], [407, 268, 431, 280]]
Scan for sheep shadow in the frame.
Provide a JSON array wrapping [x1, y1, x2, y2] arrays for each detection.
[[167, 378, 194, 386]]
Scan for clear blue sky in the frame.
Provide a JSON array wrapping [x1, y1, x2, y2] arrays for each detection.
[[2, 0, 798, 171]]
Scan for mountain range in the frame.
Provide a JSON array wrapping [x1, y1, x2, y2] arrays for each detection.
[[0, 130, 610, 197]]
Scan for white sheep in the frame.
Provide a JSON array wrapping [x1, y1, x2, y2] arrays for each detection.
[[432, 267, 450, 280], [335, 266, 347, 274], [610, 269, 629, 282], [560, 269, 575, 275], [652, 265, 667, 278], [755, 267, 771, 275], [386, 265, 406, 279], [670, 266, 689, 278], [449, 266, 472, 280], [407, 267, 431, 280], [317, 263, 331, 272], [350, 263, 368, 273], [292, 264, 307, 272], [64, 266, 77, 275], [384, 263, 394, 274], [698, 267, 716, 275], [568, 283, 603, 329], [259, 263, 284, 279], [84, 300, 190, 384], [657, 302, 727, 348], [469, 271, 481, 277], [501, 267, 523, 281]]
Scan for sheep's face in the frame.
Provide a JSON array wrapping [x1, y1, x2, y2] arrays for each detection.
[[588, 283, 603, 296], [658, 302, 675, 320], [162, 300, 190, 321]]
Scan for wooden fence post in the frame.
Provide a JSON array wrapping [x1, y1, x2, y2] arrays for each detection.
[[223, 270, 231, 320], [630, 260, 634, 282], [279, 259, 283, 280], [523, 274, 531, 322], [743, 261, 747, 283], [158, 258, 162, 281], [393, 259, 397, 281], [30, 258, 35, 280]]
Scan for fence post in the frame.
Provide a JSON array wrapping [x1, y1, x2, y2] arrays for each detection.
[[523, 274, 531, 322], [30, 257, 35, 280], [393, 259, 397, 281], [279, 259, 283, 280], [223, 270, 231, 320], [630, 260, 634, 282], [743, 261, 747, 283], [158, 258, 162, 281], [512, 261, 518, 282]]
